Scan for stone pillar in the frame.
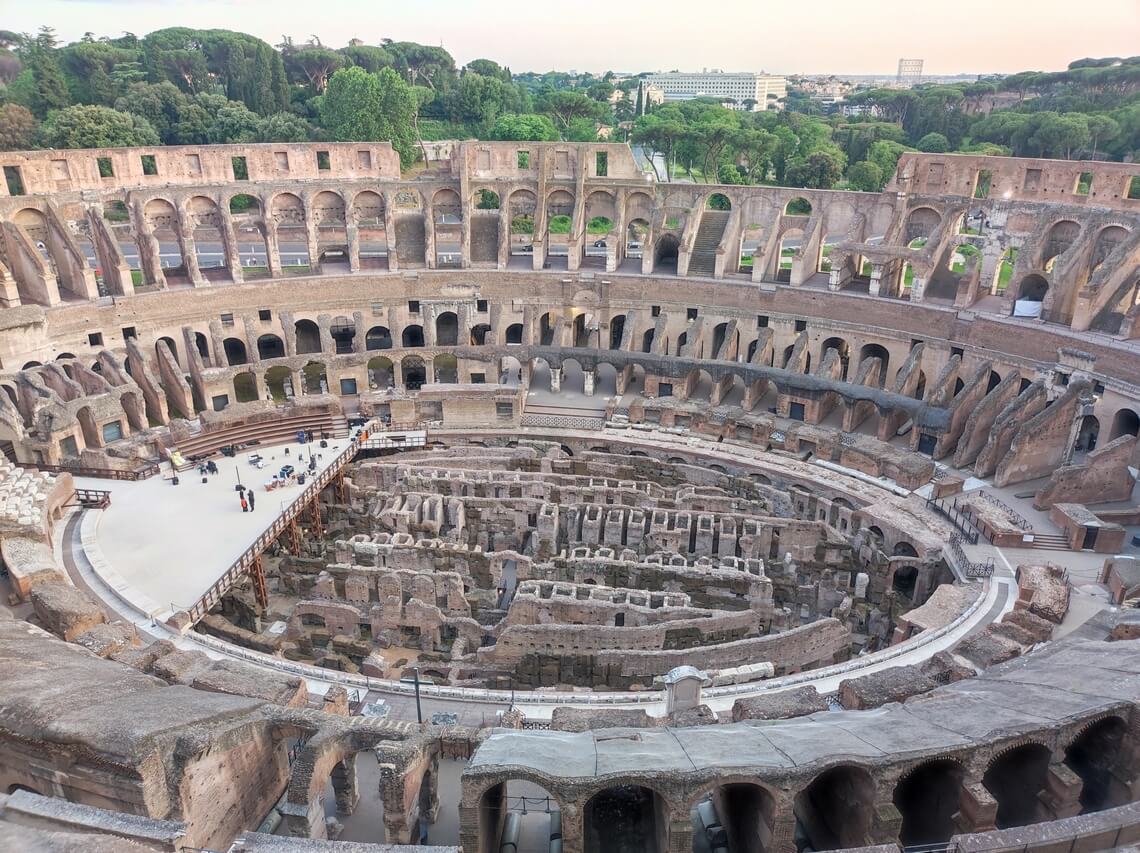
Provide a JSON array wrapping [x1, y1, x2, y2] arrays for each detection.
[[666, 815, 690, 852], [497, 203, 511, 268], [264, 223, 284, 278], [280, 797, 325, 839], [218, 207, 245, 284], [869, 262, 885, 297], [768, 807, 798, 853], [383, 191, 399, 272], [550, 367, 561, 393], [176, 219, 206, 287], [956, 781, 998, 833], [331, 754, 359, 815], [424, 203, 437, 269], [303, 197, 320, 271], [346, 222, 361, 273], [583, 370, 595, 396], [1040, 761, 1083, 820]]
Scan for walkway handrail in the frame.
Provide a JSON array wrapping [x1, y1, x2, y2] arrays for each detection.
[[30, 462, 159, 481], [926, 496, 981, 545], [184, 437, 361, 622]]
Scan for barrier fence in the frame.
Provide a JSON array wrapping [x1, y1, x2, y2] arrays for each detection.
[[31, 462, 160, 481]]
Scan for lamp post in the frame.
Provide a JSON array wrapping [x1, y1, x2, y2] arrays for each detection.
[[413, 666, 423, 725]]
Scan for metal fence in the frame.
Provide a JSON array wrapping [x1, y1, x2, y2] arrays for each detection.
[[949, 533, 995, 578], [32, 461, 159, 481], [926, 496, 981, 545]]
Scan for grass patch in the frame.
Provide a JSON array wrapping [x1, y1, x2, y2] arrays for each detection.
[[548, 215, 571, 234]]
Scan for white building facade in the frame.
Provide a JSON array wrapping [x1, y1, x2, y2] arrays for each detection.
[[645, 70, 787, 110]]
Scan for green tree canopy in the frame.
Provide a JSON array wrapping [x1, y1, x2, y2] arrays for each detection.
[[39, 104, 158, 148], [916, 131, 950, 152], [488, 113, 559, 141], [845, 160, 884, 192], [319, 66, 417, 166], [0, 104, 37, 150]]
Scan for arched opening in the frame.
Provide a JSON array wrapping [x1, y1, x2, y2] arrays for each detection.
[[194, 332, 210, 363], [820, 337, 850, 380], [265, 365, 293, 400], [500, 355, 522, 387], [270, 192, 311, 271], [1065, 716, 1131, 813], [1111, 408, 1140, 440], [655, 235, 679, 271], [987, 370, 1002, 393], [365, 326, 393, 350], [546, 189, 574, 261], [983, 743, 1052, 829], [330, 316, 356, 354], [893, 542, 919, 558], [627, 217, 649, 259], [693, 783, 776, 853], [367, 356, 394, 390], [402, 356, 426, 390], [508, 189, 537, 256], [475, 188, 500, 210], [992, 247, 1017, 295], [477, 779, 561, 853], [1042, 219, 1080, 269], [784, 197, 811, 216], [295, 319, 322, 355], [471, 323, 492, 346], [1017, 274, 1048, 303], [858, 344, 890, 388], [892, 565, 918, 599], [1075, 415, 1100, 452], [223, 338, 248, 366], [155, 337, 179, 367], [707, 192, 731, 211], [186, 196, 228, 279], [794, 765, 875, 851], [505, 323, 524, 345], [894, 760, 965, 847], [353, 190, 388, 268], [573, 313, 594, 348], [609, 315, 626, 350], [904, 207, 941, 243], [642, 329, 655, 354], [233, 372, 258, 403], [257, 334, 285, 360], [776, 229, 804, 282], [435, 312, 459, 346], [914, 370, 927, 400], [585, 785, 666, 853], [539, 313, 556, 347], [402, 325, 425, 348], [433, 353, 458, 384], [302, 361, 327, 395]]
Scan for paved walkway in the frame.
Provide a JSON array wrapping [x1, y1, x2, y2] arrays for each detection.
[[76, 438, 349, 619]]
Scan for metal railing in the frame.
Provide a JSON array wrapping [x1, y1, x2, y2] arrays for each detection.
[[183, 437, 362, 622], [979, 490, 1034, 531], [31, 461, 159, 481], [949, 533, 995, 578], [926, 496, 981, 545], [73, 488, 112, 509]]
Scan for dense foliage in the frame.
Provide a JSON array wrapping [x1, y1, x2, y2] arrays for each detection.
[[0, 26, 1135, 193]]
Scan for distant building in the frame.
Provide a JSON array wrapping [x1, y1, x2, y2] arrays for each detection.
[[897, 59, 924, 85], [645, 70, 787, 111]]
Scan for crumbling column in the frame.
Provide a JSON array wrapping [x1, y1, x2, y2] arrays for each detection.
[[331, 754, 359, 815], [1040, 761, 1083, 820], [264, 222, 283, 278], [280, 797, 325, 839], [956, 781, 998, 833], [346, 221, 361, 273], [583, 369, 595, 396], [550, 367, 561, 393], [218, 207, 245, 284]]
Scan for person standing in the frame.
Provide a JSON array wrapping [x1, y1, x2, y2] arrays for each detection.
[[240, 495, 248, 513], [248, 490, 255, 511]]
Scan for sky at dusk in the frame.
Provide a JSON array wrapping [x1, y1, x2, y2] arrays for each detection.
[[6, 0, 1139, 76]]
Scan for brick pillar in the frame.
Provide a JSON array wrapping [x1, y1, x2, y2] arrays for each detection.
[[550, 366, 561, 393], [280, 797, 325, 839], [583, 370, 595, 396], [957, 781, 998, 833], [1040, 761, 1083, 820]]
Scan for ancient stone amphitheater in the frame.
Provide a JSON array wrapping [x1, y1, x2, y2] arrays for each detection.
[[1, 141, 1140, 853]]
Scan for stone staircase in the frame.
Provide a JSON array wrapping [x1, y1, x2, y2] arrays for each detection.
[[1026, 532, 1071, 551], [687, 210, 731, 277], [394, 217, 426, 267]]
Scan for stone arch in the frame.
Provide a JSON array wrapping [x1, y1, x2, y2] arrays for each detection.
[[473, 188, 500, 210], [1090, 224, 1129, 274], [265, 365, 293, 400], [402, 325, 425, 348], [688, 779, 778, 853], [156, 337, 179, 367], [312, 190, 347, 225], [435, 312, 459, 346], [367, 356, 394, 389], [505, 323, 524, 345], [904, 206, 941, 243], [233, 372, 258, 403], [143, 198, 178, 232], [784, 196, 811, 216], [858, 343, 890, 388], [330, 315, 356, 354], [228, 192, 261, 216], [222, 337, 248, 366], [1017, 274, 1049, 303], [1042, 219, 1080, 267], [585, 189, 616, 235], [820, 337, 850, 380], [433, 353, 458, 383], [295, 319, 322, 355], [584, 782, 670, 853], [1065, 714, 1131, 813], [402, 355, 426, 390], [794, 764, 875, 850], [893, 758, 966, 846], [301, 361, 327, 394], [472, 774, 564, 853], [366, 326, 393, 350], [257, 334, 285, 360], [119, 390, 145, 432], [1111, 407, 1140, 440], [655, 234, 680, 270], [470, 323, 492, 346], [432, 188, 462, 223], [351, 189, 385, 224], [983, 742, 1053, 829], [707, 192, 731, 211], [1075, 414, 1100, 452]]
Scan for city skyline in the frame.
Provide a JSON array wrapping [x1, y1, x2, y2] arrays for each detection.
[[6, 0, 1138, 77]]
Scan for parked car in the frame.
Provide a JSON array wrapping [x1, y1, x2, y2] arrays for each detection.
[[520, 244, 534, 254], [593, 239, 607, 248]]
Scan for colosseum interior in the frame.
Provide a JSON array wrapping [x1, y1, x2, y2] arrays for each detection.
[[1, 141, 1140, 853]]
